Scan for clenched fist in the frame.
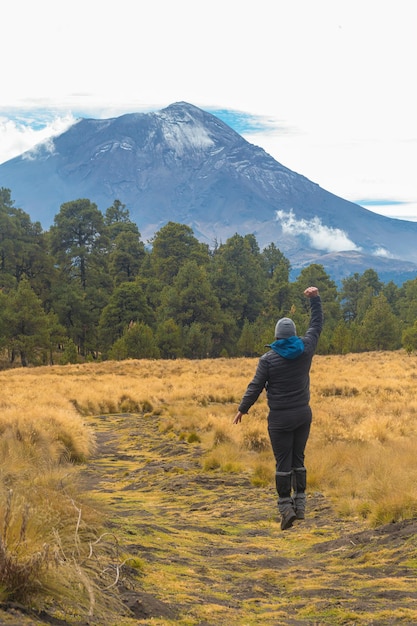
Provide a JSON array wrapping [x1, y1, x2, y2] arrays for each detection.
[[304, 286, 319, 298]]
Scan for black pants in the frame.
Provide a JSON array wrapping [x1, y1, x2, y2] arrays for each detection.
[[267, 405, 312, 473]]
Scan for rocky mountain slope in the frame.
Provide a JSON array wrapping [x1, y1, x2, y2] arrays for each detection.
[[1, 102, 416, 282]]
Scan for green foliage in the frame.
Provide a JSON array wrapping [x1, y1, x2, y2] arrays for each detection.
[[149, 221, 210, 284], [360, 294, 402, 351], [160, 260, 224, 351], [341, 269, 383, 324], [108, 230, 145, 284], [98, 281, 154, 354], [49, 198, 108, 290], [210, 233, 267, 324], [104, 199, 139, 239], [293, 264, 341, 333], [3, 277, 50, 366], [1, 189, 417, 365], [182, 322, 213, 359], [104, 200, 145, 284], [59, 339, 79, 364], [332, 321, 353, 354], [402, 321, 417, 354], [261, 242, 290, 281], [397, 277, 417, 325], [155, 318, 183, 358], [109, 322, 160, 360], [0, 188, 53, 296], [237, 319, 258, 356]]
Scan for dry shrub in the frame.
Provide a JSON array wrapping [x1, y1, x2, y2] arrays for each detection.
[[159, 420, 175, 434], [251, 462, 274, 487], [319, 386, 359, 397], [202, 455, 221, 471], [352, 415, 398, 444], [118, 394, 141, 413], [0, 410, 95, 467], [179, 431, 201, 444], [369, 495, 417, 526], [0, 490, 49, 602], [98, 399, 118, 415], [141, 399, 154, 413], [212, 427, 232, 447], [201, 442, 243, 474], [221, 462, 242, 473], [308, 435, 417, 526], [0, 474, 126, 620], [187, 432, 200, 443], [242, 428, 270, 452]]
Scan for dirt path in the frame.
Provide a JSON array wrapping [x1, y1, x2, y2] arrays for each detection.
[[77, 412, 417, 626]]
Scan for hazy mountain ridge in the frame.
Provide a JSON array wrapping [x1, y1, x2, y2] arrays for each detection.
[[1, 102, 416, 283]]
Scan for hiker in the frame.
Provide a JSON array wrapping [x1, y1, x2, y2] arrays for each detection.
[[233, 286, 323, 530]]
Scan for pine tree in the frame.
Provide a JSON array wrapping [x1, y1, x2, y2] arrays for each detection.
[[3, 278, 50, 366]]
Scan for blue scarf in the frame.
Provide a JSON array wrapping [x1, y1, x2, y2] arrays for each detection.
[[268, 337, 305, 360]]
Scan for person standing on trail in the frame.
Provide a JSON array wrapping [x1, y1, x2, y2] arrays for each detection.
[[233, 286, 323, 531]]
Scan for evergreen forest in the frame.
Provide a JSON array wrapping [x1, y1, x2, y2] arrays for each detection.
[[1, 187, 417, 368]]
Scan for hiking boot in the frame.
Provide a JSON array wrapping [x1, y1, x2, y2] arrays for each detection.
[[292, 467, 307, 520], [294, 493, 306, 519], [276, 471, 296, 530], [278, 497, 296, 530]]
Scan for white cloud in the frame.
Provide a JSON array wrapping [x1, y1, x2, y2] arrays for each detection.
[[0, 0, 416, 218], [22, 137, 57, 161], [372, 247, 394, 259], [276, 209, 360, 253], [0, 114, 76, 164]]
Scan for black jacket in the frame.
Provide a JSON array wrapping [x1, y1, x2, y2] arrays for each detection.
[[238, 296, 323, 414]]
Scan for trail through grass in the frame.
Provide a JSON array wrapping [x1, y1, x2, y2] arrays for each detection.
[[77, 411, 417, 626]]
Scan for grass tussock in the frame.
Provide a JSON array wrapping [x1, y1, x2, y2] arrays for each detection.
[[0, 470, 127, 620], [0, 366, 130, 620]]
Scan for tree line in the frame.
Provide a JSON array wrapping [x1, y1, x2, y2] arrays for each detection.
[[1, 187, 417, 367]]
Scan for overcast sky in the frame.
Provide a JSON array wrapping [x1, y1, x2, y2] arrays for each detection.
[[1, 0, 416, 220]]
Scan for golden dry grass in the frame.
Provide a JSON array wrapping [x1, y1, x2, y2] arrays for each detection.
[[308, 351, 417, 525], [1, 351, 417, 624], [1, 351, 417, 529]]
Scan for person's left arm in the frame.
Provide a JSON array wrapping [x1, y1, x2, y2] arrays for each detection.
[[233, 356, 268, 423]]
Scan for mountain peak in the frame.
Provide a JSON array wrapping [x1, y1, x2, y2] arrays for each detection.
[[155, 102, 217, 156], [1, 102, 417, 283]]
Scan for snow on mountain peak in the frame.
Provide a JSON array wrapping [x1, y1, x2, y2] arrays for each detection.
[[155, 107, 215, 156]]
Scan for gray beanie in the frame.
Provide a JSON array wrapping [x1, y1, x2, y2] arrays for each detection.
[[275, 317, 296, 339]]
